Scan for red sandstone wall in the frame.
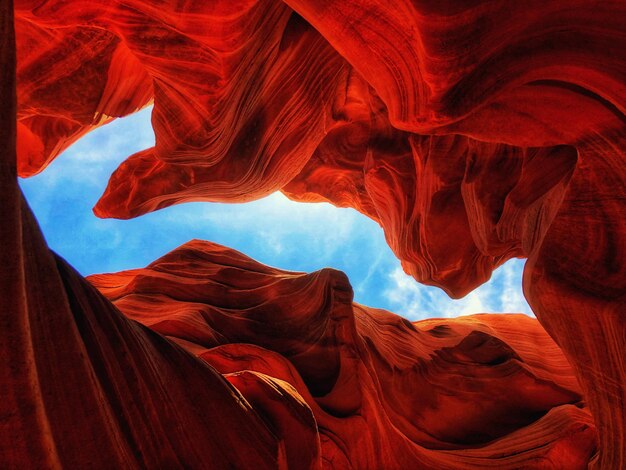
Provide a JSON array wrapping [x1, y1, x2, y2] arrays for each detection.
[[2, 0, 625, 468]]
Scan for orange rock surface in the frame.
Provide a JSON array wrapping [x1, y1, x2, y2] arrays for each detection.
[[88, 240, 598, 469], [3, 0, 625, 468]]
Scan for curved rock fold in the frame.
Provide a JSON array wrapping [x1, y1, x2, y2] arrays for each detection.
[[3, 0, 625, 468]]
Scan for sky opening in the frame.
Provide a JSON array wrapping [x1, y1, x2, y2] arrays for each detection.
[[19, 107, 532, 321]]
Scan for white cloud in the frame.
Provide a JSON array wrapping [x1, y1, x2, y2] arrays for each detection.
[[383, 259, 533, 321], [161, 192, 363, 266], [498, 260, 531, 314]]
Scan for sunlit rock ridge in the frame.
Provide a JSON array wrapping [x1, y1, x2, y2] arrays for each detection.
[[2, 0, 624, 468]]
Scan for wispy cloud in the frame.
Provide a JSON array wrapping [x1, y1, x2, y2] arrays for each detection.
[[383, 260, 533, 320]]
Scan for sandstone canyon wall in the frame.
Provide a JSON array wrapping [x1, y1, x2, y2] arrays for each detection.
[[2, 0, 625, 468]]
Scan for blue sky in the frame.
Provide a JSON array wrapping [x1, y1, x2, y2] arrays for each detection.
[[19, 107, 532, 321]]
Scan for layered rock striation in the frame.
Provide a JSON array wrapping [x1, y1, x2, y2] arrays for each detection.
[[89, 239, 598, 468], [3, 0, 625, 468]]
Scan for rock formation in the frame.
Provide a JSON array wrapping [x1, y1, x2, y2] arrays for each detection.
[[3, 0, 625, 468], [88, 239, 598, 468]]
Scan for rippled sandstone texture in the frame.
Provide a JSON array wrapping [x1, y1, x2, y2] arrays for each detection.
[[88, 239, 597, 469], [3, 0, 626, 468]]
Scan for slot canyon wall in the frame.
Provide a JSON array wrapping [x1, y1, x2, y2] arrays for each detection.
[[2, 0, 625, 468]]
